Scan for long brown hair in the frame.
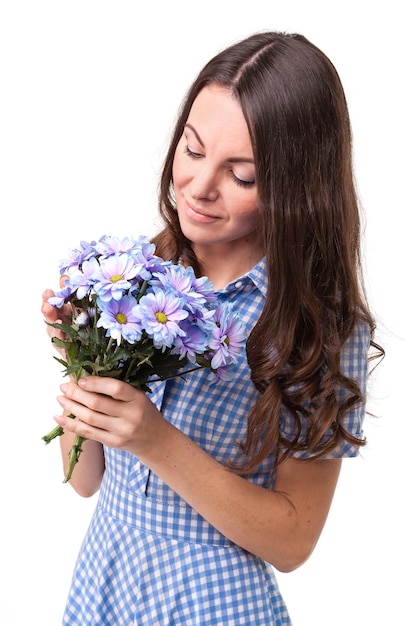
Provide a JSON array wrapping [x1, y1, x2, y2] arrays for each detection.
[[152, 32, 384, 472]]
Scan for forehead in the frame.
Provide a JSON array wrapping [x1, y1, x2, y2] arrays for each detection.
[[187, 85, 252, 153]]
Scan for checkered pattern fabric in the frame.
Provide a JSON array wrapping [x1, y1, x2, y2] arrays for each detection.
[[62, 258, 370, 625]]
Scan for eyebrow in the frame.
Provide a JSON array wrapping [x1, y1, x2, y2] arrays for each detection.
[[184, 123, 254, 164]]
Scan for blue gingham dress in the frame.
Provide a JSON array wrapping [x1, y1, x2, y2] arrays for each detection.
[[62, 259, 370, 625]]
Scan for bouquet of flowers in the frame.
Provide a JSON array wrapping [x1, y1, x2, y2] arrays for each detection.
[[43, 235, 246, 482]]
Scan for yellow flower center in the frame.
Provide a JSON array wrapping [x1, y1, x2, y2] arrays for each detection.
[[111, 274, 124, 283], [116, 313, 127, 324], [155, 311, 167, 324]]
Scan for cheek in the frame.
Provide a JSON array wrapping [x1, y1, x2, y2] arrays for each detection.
[[172, 151, 180, 188], [172, 145, 187, 189], [234, 199, 258, 225]]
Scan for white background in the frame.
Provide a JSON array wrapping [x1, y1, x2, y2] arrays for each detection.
[[0, 2, 415, 624]]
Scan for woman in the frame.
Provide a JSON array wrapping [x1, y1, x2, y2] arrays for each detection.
[[41, 31, 383, 625]]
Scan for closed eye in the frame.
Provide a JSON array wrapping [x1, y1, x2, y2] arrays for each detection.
[[231, 172, 256, 188], [184, 145, 203, 159], [183, 141, 255, 188]]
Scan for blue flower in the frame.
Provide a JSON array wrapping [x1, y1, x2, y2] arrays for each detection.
[[92, 253, 140, 302], [171, 319, 209, 362], [131, 240, 168, 277], [132, 289, 188, 349], [69, 257, 99, 300], [208, 302, 246, 370], [74, 311, 91, 326], [150, 264, 214, 316], [58, 240, 98, 275], [94, 236, 166, 281], [47, 281, 75, 307], [207, 363, 238, 384], [44, 233, 247, 483], [93, 235, 140, 257], [189, 273, 217, 306], [97, 296, 143, 345]]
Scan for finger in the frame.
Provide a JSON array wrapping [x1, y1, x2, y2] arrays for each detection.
[[41, 295, 60, 322], [53, 411, 108, 442], [60, 380, 129, 419], [56, 393, 113, 431], [42, 306, 65, 342], [42, 288, 55, 303], [77, 376, 141, 403], [59, 274, 69, 288]]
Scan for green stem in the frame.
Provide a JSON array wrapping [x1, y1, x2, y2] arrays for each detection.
[[42, 411, 87, 482], [105, 336, 114, 359], [42, 424, 64, 444], [64, 434, 87, 483], [123, 353, 149, 381], [138, 279, 148, 298]]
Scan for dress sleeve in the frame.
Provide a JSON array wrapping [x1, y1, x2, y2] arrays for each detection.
[[279, 318, 371, 459]]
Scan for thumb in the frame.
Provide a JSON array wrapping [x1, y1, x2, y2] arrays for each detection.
[[59, 274, 69, 288]]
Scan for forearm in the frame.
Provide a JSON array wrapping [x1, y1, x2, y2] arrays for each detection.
[[54, 376, 340, 570], [59, 422, 105, 496], [140, 416, 308, 571]]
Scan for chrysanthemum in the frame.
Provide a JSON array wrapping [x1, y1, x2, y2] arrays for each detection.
[[47, 282, 75, 307], [171, 319, 209, 362], [58, 240, 98, 275], [96, 295, 143, 345], [74, 311, 91, 327], [44, 234, 247, 483], [92, 253, 140, 302], [189, 272, 217, 305], [207, 363, 238, 384], [131, 240, 167, 278], [93, 235, 139, 257], [150, 265, 213, 315], [132, 289, 188, 349], [69, 257, 99, 300], [208, 302, 246, 370]]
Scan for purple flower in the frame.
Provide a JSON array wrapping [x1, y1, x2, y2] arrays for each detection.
[[47, 281, 74, 307], [58, 240, 98, 275], [94, 235, 167, 281], [131, 241, 167, 277], [68, 257, 99, 300], [93, 235, 140, 257], [189, 272, 217, 305], [207, 363, 238, 384], [97, 296, 143, 345], [74, 309, 94, 327], [150, 265, 214, 315], [171, 319, 209, 362], [92, 253, 140, 302], [43, 233, 247, 483], [208, 302, 246, 370], [132, 289, 188, 349]]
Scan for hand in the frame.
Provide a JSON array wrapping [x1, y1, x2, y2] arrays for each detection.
[[53, 376, 164, 458], [41, 276, 72, 353]]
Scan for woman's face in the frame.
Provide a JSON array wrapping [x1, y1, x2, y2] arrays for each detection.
[[172, 84, 259, 258]]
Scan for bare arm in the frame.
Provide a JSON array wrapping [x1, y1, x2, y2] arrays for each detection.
[[42, 288, 105, 496], [53, 376, 342, 572], [58, 427, 105, 496], [133, 415, 341, 572]]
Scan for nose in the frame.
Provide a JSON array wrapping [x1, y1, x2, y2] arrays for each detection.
[[189, 165, 219, 202]]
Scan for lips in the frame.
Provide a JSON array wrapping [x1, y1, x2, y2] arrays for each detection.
[[183, 200, 220, 223]]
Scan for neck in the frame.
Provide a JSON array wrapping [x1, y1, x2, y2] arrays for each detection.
[[193, 244, 263, 290]]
